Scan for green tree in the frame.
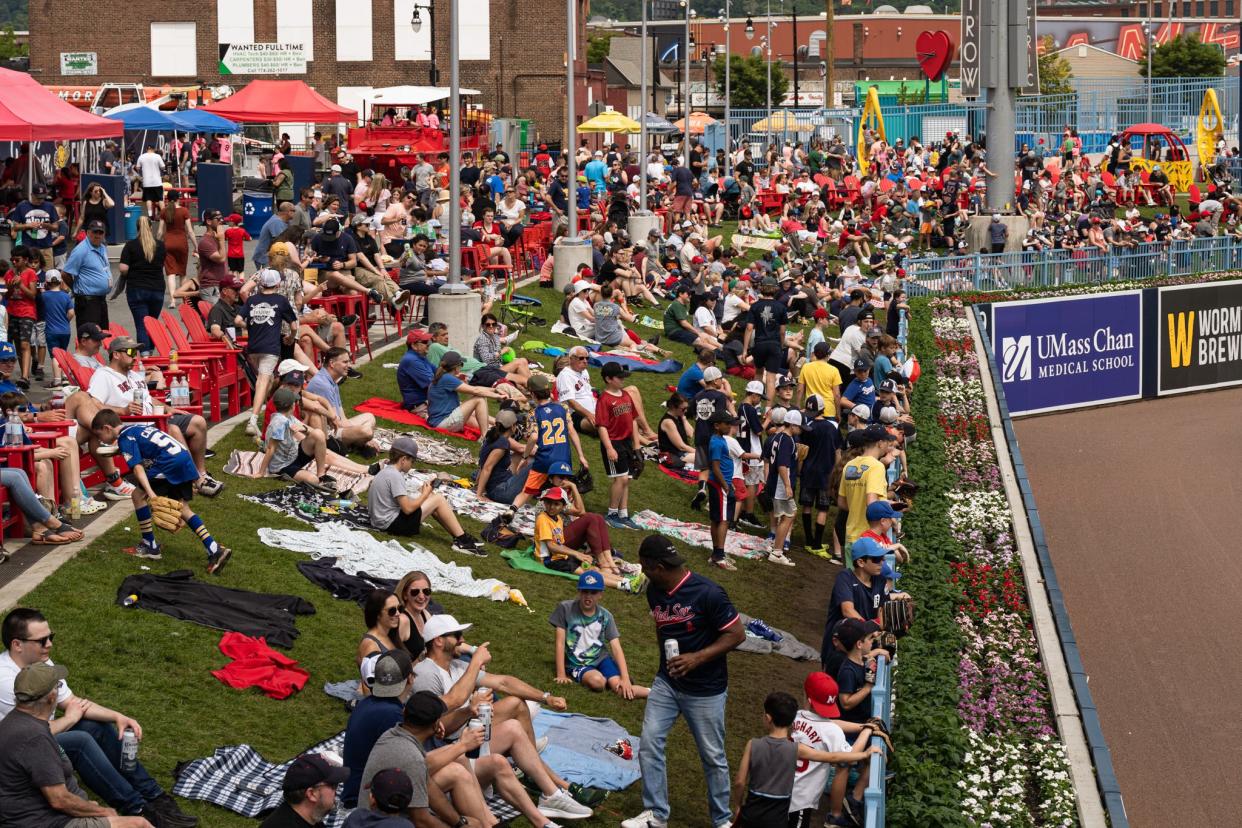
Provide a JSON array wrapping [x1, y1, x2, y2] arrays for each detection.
[[1037, 35, 1073, 96], [1141, 32, 1225, 78], [587, 32, 615, 64], [0, 24, 24, 60], [711, 53, 787, 109]]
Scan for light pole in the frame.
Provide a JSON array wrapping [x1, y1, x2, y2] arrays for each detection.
[[1144, 20, 1152, 122], [640, 0, 649, 213], [443, 0, 462, 289], [552, 0, 593, 289], [683, 2, 695, 163], [765, 0, 773, 150], [409, 2, 440, 85], [720, 6, 731, 178]]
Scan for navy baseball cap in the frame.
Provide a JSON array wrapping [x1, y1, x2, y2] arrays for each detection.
[[852, 358, 869, 372], [577, 570, 605, 591], [547, 461, 574, 477]]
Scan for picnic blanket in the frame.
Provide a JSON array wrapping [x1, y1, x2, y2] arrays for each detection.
[[210, 633, 309, 700], [243, 486, 376, 530], [657, 463, 699, 485], [355, 397, 481, 441], [630, 509, 772, 560], [372, 427, 474, 466], [258, 523, 511, 602], [223, 451, 372, 495], [171, 731, 521, 826], [297, 557, 396, 605], [501, 545, 578, 581], [532, 710, 642, 791], [587, 352, 682, 374]]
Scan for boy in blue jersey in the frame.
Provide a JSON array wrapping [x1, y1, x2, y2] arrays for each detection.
[[91, 409, 231, 574], [705, 411, 737, 571], [511, 374, 588, 511], [840, 359, 876, 415]]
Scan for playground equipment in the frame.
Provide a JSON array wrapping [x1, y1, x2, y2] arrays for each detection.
[[856, 86, 887, 176], [1196, 88, 1225, 174], [1115, 123, 1193, 193]]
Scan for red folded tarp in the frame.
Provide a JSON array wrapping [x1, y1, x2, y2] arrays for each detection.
[[211, 632, 309, 700], [0, 68, 123, 141], [356, 397, 481, 441], [203, 80, 357, 123]]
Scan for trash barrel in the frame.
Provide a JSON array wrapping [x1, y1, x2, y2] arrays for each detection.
[[124, 205, 142, 241], [242, 191, 273, 237]]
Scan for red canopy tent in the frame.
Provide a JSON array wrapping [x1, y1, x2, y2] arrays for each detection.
[[202, 80, 357, 123], [0, 67, 122, 140]]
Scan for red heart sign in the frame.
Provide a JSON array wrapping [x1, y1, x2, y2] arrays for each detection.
[[915, 30, 953, 82]]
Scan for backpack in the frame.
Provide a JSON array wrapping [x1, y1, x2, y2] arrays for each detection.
[[481, 515, 526, 548]]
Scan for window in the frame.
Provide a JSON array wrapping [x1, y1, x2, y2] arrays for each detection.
[[459, 0, 490, 61], [336, 0, 373, 61], [151, 22, 197, 77], [217, 0, 255, 44], [1209, 0, 1218, 14], [394, 0, 432, 61], [277, 0, 315, 61]]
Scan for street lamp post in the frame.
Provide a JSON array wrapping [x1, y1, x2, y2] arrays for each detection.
[[640, 0, 649, 213], [552, 0, 593, 289], [720, 6, 730, 178], [444, 0, 462, 288], [791, 6, 799, 106], [410, 2, 440, 85], [765, 0, 772, 150]]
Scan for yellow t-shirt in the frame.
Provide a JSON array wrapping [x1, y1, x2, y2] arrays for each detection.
[[800, 360, 843, 405], [535, 512, 567, 562], [838, 455, 888, 544]]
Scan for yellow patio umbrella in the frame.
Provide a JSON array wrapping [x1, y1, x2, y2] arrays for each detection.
[[673, 111, 717, 135], [750, 110, 815, 133], [577, 108, 642, 134]]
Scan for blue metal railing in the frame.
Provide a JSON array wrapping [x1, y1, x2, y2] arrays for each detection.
[[863, 653, 892, 828], [900, 235, 1242, 297]]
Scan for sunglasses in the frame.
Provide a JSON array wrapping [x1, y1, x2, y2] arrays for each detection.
[[385, 606, 400, 616], [483, 322, 497, 328], [571, 354, 587, 360], [19, 632, 54, 646], [120, 348, 138, 357], [407, 587, 433, 597]]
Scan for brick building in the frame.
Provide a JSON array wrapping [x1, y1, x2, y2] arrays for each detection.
[[27, 0, 585, 141]]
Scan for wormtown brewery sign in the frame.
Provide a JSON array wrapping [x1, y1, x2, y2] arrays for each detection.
[[992, 291, 1143, 416], [217, 43, 307, 75]]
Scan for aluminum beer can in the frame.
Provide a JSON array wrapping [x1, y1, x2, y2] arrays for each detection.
[[664, 638, 680, 661]]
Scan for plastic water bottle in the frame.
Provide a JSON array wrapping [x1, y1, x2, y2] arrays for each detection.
[[4, 412, 22, 447], [120, 728, 139, 773]]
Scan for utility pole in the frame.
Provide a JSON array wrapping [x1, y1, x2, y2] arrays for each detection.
[[792, 6, 799, 106], [823, 0, 833, 107]]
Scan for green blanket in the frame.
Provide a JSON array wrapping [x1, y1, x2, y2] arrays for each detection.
[[501, 546, 579, 581]]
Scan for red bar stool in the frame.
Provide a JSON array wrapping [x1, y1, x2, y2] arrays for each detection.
[[309, 294, 371, 360]]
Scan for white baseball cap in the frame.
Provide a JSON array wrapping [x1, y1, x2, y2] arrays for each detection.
[[277, 358, 305, 377], [784, 410, 804, 427], [851, 404, 871, 419], [259, 268, 282, 288], [573, 280, 594, 294], [879, 406, 899, 424], [422, 614, 472, 642], [331, 164, 342, 172], [703, 366, 723, 382], [745, 380, 765, 395], [768, 406, 787, 425]]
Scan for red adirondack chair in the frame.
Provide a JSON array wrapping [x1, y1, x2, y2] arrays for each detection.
[[142, 318, 233, 421]]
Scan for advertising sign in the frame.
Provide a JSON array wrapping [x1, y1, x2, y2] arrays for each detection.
[[960, 0, 982, 97], [992, 292, 1143, 416], [60, 52, 97, 76], [217, 43, 307, 75], [1158, 279, 1242, 395]]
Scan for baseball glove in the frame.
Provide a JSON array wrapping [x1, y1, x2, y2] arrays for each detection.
[[149, 495, 186, 533], [882, 596, 915, 636], [865, 716, 896, 755]]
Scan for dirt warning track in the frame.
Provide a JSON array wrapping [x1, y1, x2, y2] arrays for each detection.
[[1014, 389, 1242, 828]]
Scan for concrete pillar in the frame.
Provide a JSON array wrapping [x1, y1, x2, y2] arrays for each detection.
[[552, 237, 594, 291], [627, 212, 662, 243], [967, 214, 1029, 254], [428, 291, 483, 355]]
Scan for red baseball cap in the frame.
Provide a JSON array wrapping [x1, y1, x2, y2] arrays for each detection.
[[804, 672, 841, 718], [227, 213, 243, 224], [406, 329, 431, 345]]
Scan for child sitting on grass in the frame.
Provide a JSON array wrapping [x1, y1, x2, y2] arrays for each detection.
[[549, 570, 649, 699], [534, 486, 645, 594], [259, 385, 338, 495], [732, 691, 877, 828]]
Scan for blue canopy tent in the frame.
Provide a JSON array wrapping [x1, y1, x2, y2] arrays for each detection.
[[103, 103, 184, 132], [173, 108, 240, 134]]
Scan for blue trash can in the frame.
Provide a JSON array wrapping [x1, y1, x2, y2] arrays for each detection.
[[124, 205, 142, 241], [243, 191, 273, 237]]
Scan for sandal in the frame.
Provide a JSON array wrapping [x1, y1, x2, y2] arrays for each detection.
[[32, 530, 73, 545], [48, 523, 83, 542]]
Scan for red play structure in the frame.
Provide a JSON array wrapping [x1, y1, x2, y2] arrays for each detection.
[[346, 86, 491, 176]]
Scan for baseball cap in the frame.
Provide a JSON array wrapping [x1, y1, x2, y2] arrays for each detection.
[[370, 650, 414, 698], [283, 753, 350, 792], [850, 404, 871, 419], [777, 374, 797, 388], [861, 423, 892, 444], [768, 406, 787, 425], [219, 276, 242, 291], [403, 690, 447, 726], [879, 379, 898, 393], [259, 268, 282, 288], [803, 671, 841, 718], [272, 386, 300, 409], [422, 614, 471, 642], [784, 410, 804, 427], [85, 218, 108, 233], [495, 409, 518, 429], [578, 570, 606, 592], [857, 310, 875, 321], [702, 366, 723, 382], [227, 212, 243, 224], [390, 436, 419, 459], [527, 374, 551, 394], [77, 323, 106, 342], [866, 500, 904, 522], [866, 329, 882, 339], [541, 486, 569, 503], [573, 280, 594, 294], [107, 336, 141, 354], [406, 329, 431, 346], [852, 358, 869, 372], [804, 394, 824, 414], [851, 536, 888, 561], [601, 362, 630, 380], [547, 460, 574, 477], [878, 406, 899, 424], [813, 307, 829, 320], [638, 534, 685, 566], [278, 358, 305, 377], [745, 380, 765, 395], [13, 662, 68, 702], [331, 163, 343, 172], [834, 617, 880, 650], [439, 350, 464, 370], [44, 269, 62, 284], [321, 218, 341, 239], [370, 767, 415, 813], [711, 407, 737, 424], [813, 341, 831, 360], [31, 183, 47, 196]]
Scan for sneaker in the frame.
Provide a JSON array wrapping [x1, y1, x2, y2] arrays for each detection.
[[541, 823, 564, 828], [624, 571, 648, 594], [710, 557, 737, 571], [206, 546, 232, 575], [367, 462, 382, 476], [367, 289, 384, 304], [95, 444, 120, 458], [768, 551, 796, 567], [746, 618, 783, 642], [78, 498, 107, 515], [32, 367, 44, 381], [150, 794, 199, 827], [339, 313, 359, 328], [203, 448, 216, 459], [604, 513, 627, 529], [806, 544, 831, 560], [130, 539, 163, 560], [536, 788, 592, 820], [245, 415, 260, 436], [392, 288, 411, 309], [319, 474, 338, 488], [566, 782, 608, 807], [101, 480, 135, 501], [197, 475, 225, 497], [621, 810, 668, 828], [346, 367, 364, 380], [843, 795, 864, 826], [738, 513, 764, 530], [619, 515, 641, 530], [452, 534, 487, 556], [536, 735, 549, 753], [15, 378, 28, 390], [690, 489, 707, 511]]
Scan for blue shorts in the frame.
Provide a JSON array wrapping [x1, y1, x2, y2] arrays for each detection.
[[570, 656, 620, 683]]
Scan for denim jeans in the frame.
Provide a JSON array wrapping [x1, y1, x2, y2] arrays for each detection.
[[57, 719, 164, 814], [639, 675, 730, 826], [487, 465, 531, 505], [125, 287, 167, 352], [0, 467, 50, 525]]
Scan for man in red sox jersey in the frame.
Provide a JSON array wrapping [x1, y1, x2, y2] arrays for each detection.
[[789, 672, 876, 828]]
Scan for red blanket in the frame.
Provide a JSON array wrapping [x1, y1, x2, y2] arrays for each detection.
[[355, 397, 481, 441], [210, 632, 309, 700]]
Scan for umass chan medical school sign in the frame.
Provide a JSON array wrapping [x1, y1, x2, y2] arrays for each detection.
[[991, 291, 1144, 416]]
